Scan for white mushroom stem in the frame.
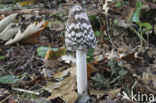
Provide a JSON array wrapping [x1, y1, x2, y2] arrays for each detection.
[[76, 50, 88, 95]]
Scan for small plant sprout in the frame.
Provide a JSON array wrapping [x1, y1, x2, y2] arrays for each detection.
[[65, 5, 96, 102]]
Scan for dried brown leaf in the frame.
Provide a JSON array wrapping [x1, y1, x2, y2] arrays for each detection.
[[5, 21, 48, 45], [0, 13, 17, 32], [60, 55, 76, 64], [87, 63, 97, 78], [108, 88, 121, 98], [53, 67, 76, 80], [21, 21, 48, 44], [90, 87, 107, 99], [90, 87, 121, 99], [121, 53, 143, 65], [139, 71, 156, 89], [0, 23, 19, 41], [43, 67, 77, 103]]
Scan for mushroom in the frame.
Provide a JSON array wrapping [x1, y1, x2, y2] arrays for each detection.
[[65, 5, 96, 102]]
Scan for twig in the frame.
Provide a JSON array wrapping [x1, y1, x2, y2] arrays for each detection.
[[12, 88, 40, 95], [0, 96, 9, 103]]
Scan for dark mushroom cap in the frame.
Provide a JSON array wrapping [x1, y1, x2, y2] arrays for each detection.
[[65, 5, 96, 51]]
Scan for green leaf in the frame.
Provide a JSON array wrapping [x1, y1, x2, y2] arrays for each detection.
[[37, 46, 65, 59], [132, 0, 142, 23], [88, 15, 98, 22], [137, 22, 153, 30], [87, 48, 94, 62], [87, 48, 94, 56], [37, 47, 49, 58], [51, 48, 59, 51], [18, 72, 27, 78], [53, 20, 62, 24], [136, 0, 142, 9], [119, 70, 127, 77], [115, 2, 122, 8], [95, 31, 102, 37], [88, 15, 100, 31], [0, 75, 19, 84], [0, 56, 5, 60], [91, 73, 110, 89], [108, 60, 116, 75], [117, 61, 123, 67], [37, 47, 59, 58], [91, 73, 105, 83], [109, 76, 119, 84], [132, 9, 140, 23], [113, 19, 118, 24]]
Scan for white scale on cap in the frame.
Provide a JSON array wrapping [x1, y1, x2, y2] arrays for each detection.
[[65, 5, 96, 51]]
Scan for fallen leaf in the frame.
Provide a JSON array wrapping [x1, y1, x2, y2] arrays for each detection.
[[59, 55, 76, 64], [0, 14, 5, 20], [42, 59, 59, 68], [42, 47, 66, 68], [87, 63, 97, 78], [0, 88, 9, 97], [22, 14, 34, 20], [108, 49, 119, 60], [5, 21, 48, 45], [0, 23, 19, 41], [20, 1, 34, 7], [21, 21, 48, 44], [37, 47, 66, 59], [43, 63, 98, 102], [53, 66, 76, 80], [0, 13, 17, 32], [121, 53, 143, 65], [139, 71, 156, 89], [32, 97, 51, 103], [37, 46, 50, 58], [90, 87, 121, 99], [45, 49, 53, 59], [44, 69, 77, 102], [115, 19, 135, 28], [90, 87, 107, 99], [93, 59, 108, 71], [108, 88, 121, 98], [48, 20, 64, 31], [118, 45, 133, 58], [42, 68, 55, 78], [45, 47, 66, 59], [62, 91, 77, 103]]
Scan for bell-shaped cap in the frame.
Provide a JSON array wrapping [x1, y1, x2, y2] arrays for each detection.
[[65, 5, 96, 51]]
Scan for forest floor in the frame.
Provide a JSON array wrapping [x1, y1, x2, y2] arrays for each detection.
[[0, 0, 156, 103]]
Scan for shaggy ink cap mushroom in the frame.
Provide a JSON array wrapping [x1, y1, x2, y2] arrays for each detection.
[[65, 5, 96, 102], [65, 5, 96, 51]]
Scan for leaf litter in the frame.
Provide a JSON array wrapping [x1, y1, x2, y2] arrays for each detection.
[[0, 0, 156, 103]]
